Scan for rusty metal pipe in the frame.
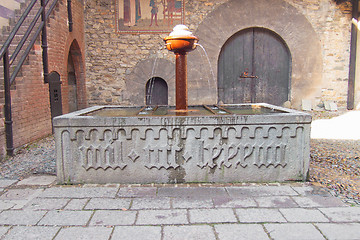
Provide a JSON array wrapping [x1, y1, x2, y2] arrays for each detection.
[[175, 52, 188, 111]]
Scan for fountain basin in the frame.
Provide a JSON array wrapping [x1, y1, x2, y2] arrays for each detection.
[[53, 103, 311, 184], [164, 36, 199, 53]]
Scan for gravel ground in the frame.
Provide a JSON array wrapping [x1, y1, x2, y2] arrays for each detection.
[[0, 110, 359, 205], [0, 135, 56, 179]]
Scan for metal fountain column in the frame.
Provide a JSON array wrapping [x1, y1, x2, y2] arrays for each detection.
[[164, 26, 198, 111]]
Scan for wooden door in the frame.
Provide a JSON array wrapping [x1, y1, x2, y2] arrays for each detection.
[[48, 72, 63, 119], [218, 28, 291, 106]]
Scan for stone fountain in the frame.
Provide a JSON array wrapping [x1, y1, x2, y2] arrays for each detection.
[[53, 25, 311, 184]]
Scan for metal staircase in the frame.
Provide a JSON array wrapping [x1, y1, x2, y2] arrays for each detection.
[[0, 0, 71, 156]]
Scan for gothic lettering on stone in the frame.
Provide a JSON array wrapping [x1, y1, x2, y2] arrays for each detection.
[[253, 142, 287, 168], [197, 141, 220, 169], [80, 140, 127, 170], [234, 144, 254, 168], [144, 145, 182, 169]]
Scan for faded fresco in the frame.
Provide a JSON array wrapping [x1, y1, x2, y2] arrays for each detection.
[[116, 0, 184, 33]]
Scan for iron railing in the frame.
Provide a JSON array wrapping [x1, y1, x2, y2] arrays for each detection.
[[0, 0, 71, 156]]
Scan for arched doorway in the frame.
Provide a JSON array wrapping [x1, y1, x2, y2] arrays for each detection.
[[66, 40, 87, 113], [145, 77, 168, 105], [218, 27, 291, 106], [67, 53, 77, 112]]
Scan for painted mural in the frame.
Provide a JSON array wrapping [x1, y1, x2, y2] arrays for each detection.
[[116, 0, 184, 33]]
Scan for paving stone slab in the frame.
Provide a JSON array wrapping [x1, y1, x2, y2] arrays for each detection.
[[117, 187, 157, 197], [17, 175, 56, 186], [189, 209, 237, 223], [136, 209, 188, 225], [280, 208, 330, 222], [40, 187, 118, 198], [38, 211, 93, 226], [235, 208, 286, 223], [0, 200, 16, 210], [315, 223, 360, 240], [0, 189, 43, 200], [131, 197, 171, 210], [163, 225, 216, 240], [89, 210, 136, 226], [319, 207, 360, 222], [264, 223, 325, 240], [292, 196, 347, 208], [0, 180, 18, 188], [0, 210, 46, 225], [0, 190, 45, 209], [64, 199, 89, 210], [54, 227, 113, 240], [3, 226, 60, 240], [213, 197, 257, 208], [84, 198, 131, 210], [291, 186, 331, 197], [0, 226, 10, 238], [214, 224, 269, 240], [226, 186, 298, 197], [112, 226, 162, 240], [157, 187, 228, 198], [172, 197, 214, 209], [255, 196, 298, 208], [24, 198, 70, 210]]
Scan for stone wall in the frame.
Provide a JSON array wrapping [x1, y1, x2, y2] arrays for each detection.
[[84, 0, 352, 109]]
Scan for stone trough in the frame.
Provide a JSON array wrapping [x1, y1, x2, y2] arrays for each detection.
[[53, 103, 311, 184]]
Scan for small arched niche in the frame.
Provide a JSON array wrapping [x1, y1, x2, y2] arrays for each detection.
[[145, 77, 168, 105]]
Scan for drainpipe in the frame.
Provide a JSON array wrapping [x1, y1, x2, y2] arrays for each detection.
[[67, 0, 73, 32], [3, 50, 14, 156], [41, 0, 49, 83], [348, 0, 359, 110]]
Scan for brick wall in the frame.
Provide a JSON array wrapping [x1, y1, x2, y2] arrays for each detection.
[[0, 0, 86, 157], [84, 0, 352, 109]]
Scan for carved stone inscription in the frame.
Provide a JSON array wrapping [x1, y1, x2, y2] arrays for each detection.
[[76, 126, 300, 171]]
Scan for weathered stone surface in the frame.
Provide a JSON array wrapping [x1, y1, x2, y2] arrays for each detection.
[[279, 208, 330, 222], [214, 224, 269, 240], [112, 226, 161, 240], [131, 198, 171, 210], [0, 210, 46, 225], [0, 180, 17, 188], [54, 104, 311, 184], [189, 209, 237, 223], [163, 225, 216, 240], [316, 223, 360, 240], [4, 226, 60, 240], [24, 198, 70, 210], [55, 227, 113, 240], [264, 223, 325, 240], [89, 210, 136, 226], [136, 209, 188, 225], [319, 207, 360, 222], [40, 187, 118, 198], [254, 196, 298, 208], [213, 197, 257, 208], [17, 175, 56, 186], [84, 198, 131, 210], [236, 208, 286, 223], [64, 199, 89, 210], [38, 211, 93, 226]]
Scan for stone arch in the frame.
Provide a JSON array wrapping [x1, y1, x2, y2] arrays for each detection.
[[124, 58, 175, 105], [146, 77, 168, 105], [188, 0, 322, 108], [67, 39, 87, 110]]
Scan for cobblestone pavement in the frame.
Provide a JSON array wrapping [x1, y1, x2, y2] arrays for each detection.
[[0, 176, 359, 240]]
